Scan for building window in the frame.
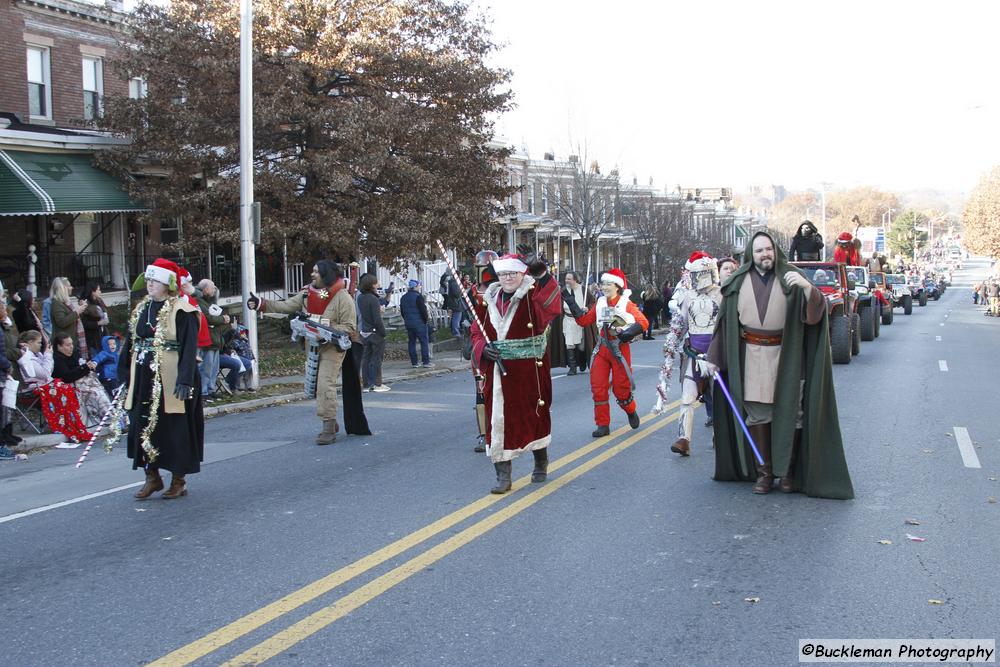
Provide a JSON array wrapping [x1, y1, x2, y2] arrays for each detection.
[[541, 184, 548, 214], [160, 217, 181, 245], [524, 182, 533, 213], [129, 77, 148, 99], [82, 57, 104, 120], [26, 46, 51, 119]]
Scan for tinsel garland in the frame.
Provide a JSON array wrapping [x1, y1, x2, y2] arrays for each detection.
[[103, 296, 174, 463]]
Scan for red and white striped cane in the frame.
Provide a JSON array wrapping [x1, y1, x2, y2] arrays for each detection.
[[435, 239, 506, 376], [75, 385, 125, 469]]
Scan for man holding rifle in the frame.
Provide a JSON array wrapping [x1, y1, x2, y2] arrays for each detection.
[[247, 260, 367, 445]]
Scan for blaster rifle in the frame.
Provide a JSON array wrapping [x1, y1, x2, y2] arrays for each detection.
[[290, 313, 352, 399]]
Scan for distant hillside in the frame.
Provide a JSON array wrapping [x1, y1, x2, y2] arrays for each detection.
[[898, 188, 968, 214]]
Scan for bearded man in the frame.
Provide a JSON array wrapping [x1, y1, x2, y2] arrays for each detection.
[[707, 232, 853, 499]]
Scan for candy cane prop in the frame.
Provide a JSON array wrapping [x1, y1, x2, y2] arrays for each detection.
[[75, 385, 126, 469], [435, 239, 506, 376]]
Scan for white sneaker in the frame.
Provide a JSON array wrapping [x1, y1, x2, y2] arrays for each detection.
[[372, 385, 391, 392]]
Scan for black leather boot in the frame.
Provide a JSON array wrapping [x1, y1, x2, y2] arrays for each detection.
[[531, 448, 549, 483], [779, 429, 802, 493], [592, 425, 610, 437], [566, 349, 578, 375], [490, 461, 512, 494], [749, 424, 773, 494]]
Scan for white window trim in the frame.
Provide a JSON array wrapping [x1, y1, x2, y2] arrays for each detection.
[[129, 76, 148, 99], [26, 44, 52, 121], [82, 56, 104, 120]]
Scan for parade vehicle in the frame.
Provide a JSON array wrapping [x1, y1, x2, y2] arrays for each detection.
[[923, 277, 941, 301], [792, 261, 860, 364], [869, 272, 894, 325], [885, 273, 913, 315], [846, 265, 881, 340], [906, 274, 929, 307]]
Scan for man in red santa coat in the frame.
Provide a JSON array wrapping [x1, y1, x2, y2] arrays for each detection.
[[563, 268, 648, 437], [833, 232, 860, 266], [471, 249, 562, 494]]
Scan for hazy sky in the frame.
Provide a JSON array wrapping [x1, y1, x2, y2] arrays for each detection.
[[480, 0, 1000, 194], [121, 0, 1000, 194]]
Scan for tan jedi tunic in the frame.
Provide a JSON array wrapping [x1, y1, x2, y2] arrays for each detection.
[[737, 272, 786, 404], [125, 297, 200, 414]]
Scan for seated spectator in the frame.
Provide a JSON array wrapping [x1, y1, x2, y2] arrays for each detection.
[[52, 333, 111, 429], [223, 325, 255, 392], [91, 335, 122, 393], [17, 331, 92, 443]]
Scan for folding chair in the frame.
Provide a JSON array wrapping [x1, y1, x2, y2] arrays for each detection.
[[214, 369, 234, 396], [13, 387, 46, 435]]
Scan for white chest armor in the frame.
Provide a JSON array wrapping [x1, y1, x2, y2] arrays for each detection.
[[683, 288, 722, 335]]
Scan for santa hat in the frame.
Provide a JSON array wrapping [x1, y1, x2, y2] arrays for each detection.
[[600, 268, 627, 289], [685, 251, 715, 273], [837, 231, 854, 244], [493, 253, 528, 274], [132, 258, 181, 293], [178, 267, 193, 285]]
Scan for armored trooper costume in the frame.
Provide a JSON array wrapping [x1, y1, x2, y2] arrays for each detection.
[[656, 252, 722, 456]]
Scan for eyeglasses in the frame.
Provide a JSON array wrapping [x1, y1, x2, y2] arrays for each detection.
[[498, 271, 521, 279]]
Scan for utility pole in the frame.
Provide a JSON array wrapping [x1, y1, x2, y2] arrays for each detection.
[[820, 182, 831, 260], [239, 0, 259, 389]]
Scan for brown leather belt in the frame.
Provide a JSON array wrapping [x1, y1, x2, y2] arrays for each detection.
[[741, 329, 782, 346]]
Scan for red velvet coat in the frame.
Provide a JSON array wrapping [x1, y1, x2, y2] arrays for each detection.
[[471, 274, 562, 462]]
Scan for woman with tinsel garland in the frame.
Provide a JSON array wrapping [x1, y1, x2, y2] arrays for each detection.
[[117, 259, 204, 500]]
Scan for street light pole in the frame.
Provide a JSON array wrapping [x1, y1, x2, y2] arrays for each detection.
[[239, 0, 259, 389]]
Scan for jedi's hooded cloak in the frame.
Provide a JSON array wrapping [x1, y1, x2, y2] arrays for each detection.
[[708, 231, 854, 500]]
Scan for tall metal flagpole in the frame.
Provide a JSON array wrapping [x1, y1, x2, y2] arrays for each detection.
[[239, 0, 259, 389]]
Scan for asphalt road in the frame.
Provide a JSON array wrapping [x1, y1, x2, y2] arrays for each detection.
[[1, 259, 997, 667]]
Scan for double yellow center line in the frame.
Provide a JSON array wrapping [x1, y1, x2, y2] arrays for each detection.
[[152, 401, 681, 666]]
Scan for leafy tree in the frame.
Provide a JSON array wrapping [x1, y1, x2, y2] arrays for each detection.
[[886, 210, 928, 260], [825, 186, 901, 233], [100, 0, 513, 265], [962, 167, 1000, 259]]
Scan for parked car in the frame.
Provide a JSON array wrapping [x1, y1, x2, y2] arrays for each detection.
[[792, 261, 860, 364], [846, 266, 882, 341], [885, 273, 913, 315]]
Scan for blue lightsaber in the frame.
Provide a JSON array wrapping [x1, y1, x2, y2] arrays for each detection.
[[711, 369, 765, 466]]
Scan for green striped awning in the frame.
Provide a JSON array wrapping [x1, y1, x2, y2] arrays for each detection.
[[0, 149, 146, 216]]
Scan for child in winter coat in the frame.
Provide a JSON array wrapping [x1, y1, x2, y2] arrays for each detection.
[[91, 335, 121, 393]]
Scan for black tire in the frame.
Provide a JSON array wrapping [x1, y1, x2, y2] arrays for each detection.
[[830, 315, 852, 364], [860, 305, 876, 341], [873, 305, 881, 337], [933, 292, 940, 301], [919, 291, 928, 307], [903, 294, 913, 315], [881, 303, 894, 325], [851, 312, 861, 355]]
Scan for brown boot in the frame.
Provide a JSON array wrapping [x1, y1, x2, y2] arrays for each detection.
[[749, 424, 773, 494], [134, 468, 163, 500], [162, 475, 187, 499], [670, 437, 690, 456], [779, 429, 802, 493], [316, 420, 338, 445]]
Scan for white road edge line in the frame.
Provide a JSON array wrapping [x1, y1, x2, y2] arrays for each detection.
[[935, 336, 942, 341], [0, 482, 143, 524], [938, 360, 949, 372], [953, 426, 981, 469]]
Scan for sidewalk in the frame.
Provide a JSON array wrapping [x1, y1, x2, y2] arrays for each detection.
[[8, 350, 472, 455]]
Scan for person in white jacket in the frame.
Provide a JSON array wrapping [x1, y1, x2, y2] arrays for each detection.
[[17, 330, 91, 442]]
